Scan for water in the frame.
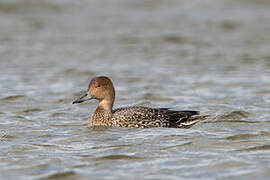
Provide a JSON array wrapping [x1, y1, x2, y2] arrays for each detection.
[[1, 0, 270, 179]]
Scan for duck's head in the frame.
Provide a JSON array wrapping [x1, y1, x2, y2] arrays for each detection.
[[72, 76, 115, 109]]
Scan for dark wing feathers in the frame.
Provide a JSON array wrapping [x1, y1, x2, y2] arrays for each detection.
[[112, 106, 206, 128], [152, 109, 201, 125]]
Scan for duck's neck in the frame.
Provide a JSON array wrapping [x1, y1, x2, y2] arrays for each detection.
[[98, 98, 114, 113], [89, 98, 114, 126]]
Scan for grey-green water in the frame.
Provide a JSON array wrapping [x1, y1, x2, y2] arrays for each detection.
[[1, 0, 270, 179]]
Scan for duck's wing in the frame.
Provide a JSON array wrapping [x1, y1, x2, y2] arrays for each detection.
[[112, 106, 208, 128], [146, 108, 208, 128]]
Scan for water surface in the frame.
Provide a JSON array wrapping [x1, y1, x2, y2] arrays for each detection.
[[0, 0, 270, 179]]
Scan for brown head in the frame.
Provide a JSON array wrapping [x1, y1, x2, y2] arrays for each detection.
[[72, 76, 115, 111]]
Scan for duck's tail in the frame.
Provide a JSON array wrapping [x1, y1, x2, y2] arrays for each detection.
[[177, 115, 209, 128]]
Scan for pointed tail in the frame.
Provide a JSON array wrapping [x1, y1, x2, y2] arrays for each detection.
[[177, 115, 209, 128]]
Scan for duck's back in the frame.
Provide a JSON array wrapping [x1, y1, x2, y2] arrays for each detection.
[[111, 106, 207, 128]]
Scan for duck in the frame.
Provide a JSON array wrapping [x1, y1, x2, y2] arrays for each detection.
[[72, 76, 208, 128]]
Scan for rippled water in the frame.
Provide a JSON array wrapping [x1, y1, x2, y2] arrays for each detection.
[[1, 0, 270, 179]]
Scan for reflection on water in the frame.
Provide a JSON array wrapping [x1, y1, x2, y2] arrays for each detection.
[[1, 0, 270, 179]]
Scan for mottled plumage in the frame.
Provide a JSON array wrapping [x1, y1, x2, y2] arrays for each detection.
[[73, 76, 208, 128]]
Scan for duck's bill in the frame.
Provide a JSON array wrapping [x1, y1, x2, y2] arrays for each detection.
[[72, 92, 94, 104]]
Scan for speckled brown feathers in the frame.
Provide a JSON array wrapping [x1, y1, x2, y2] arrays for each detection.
[[73, 76, 208, 128], [110, 106, 208, 128]]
